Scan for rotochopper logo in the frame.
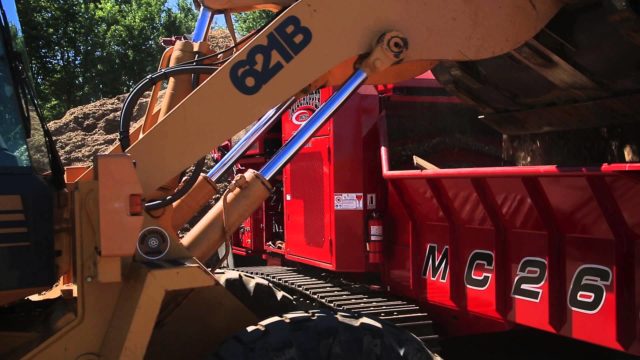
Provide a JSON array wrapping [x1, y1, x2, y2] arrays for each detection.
[[290, 90, 322, 125]]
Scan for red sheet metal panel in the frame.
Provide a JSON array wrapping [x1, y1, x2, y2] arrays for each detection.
[[281, 88, 380, 271], [284, 136, 332, 265], [380, 118, 640, 353], [383, 164, 640, 354]]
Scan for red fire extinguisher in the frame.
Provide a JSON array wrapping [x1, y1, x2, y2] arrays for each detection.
[[367, 211, 383, 264]]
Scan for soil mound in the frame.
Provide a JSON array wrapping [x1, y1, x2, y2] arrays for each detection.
[[208, 29, 234, 51], [48, 94, 151, 166], [49, 29, 235, 167]]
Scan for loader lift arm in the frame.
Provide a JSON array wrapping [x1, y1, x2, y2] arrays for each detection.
[[126, 0, 562, 196]]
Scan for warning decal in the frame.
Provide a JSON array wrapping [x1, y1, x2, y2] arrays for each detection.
[[334, 193, 364, 210]]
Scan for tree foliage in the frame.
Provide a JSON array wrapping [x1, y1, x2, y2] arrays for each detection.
[[233, 10, 275, 37], [16, 0, 197, 120]]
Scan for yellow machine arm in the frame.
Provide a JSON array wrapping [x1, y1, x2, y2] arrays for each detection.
[[127, 0, 561, 195]]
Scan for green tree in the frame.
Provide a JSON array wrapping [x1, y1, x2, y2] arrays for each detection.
[[16, 0, 93, 119], [233, 10, 275, 37], [16, 0, 197, 120]]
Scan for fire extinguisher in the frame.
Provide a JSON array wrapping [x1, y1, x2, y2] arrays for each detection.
[[367, 211, 383, 264]]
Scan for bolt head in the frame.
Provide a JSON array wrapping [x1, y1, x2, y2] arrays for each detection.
[[148, 237, 160, 248]]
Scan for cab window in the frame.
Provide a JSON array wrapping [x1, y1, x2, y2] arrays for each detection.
[[0, 33, 30, 167]]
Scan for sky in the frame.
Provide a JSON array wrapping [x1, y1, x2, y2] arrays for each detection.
[[2, 0, 22, 33], [166, 0, 179, 10]]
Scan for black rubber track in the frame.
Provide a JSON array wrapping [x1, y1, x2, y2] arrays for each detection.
[[211, 310, 437, 360], [232, 266, 440, 353], [214, 270, 298, 320]]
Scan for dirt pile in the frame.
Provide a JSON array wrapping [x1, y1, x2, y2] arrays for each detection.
[[208, 29, 234, 51], [48, 94, 152, 166], [50, 30, 235, 167]]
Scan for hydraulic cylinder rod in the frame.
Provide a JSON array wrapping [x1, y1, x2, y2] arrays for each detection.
[[170, 99, 293, 231], [206, 97, 294, 182], [182, 69, 368, 261], [184, 30, 407, 261], [260, 69, 368, 180], [192, 7, 213, 42]]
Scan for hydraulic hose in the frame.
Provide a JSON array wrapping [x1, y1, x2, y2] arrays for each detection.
[[117, 65, 216, 211], [118, 65, 216, 150], [144, 156, 206, 211]]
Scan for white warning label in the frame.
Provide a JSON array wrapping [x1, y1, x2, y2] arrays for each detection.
[[334, 193, 364, 210]]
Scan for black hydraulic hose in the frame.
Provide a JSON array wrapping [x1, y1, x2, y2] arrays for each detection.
[[144, 156, 206, 211], [171, 37, 246, 68], [118, 4, 284, 148], [191, 54, 202, 89], [117, 65, 216, 212], [118, 65, 216, 150]]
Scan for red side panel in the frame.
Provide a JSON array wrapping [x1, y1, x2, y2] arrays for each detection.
[[383, 154, 640, 354], [283, 136, 333, 265], [281, 88, 380, 272]]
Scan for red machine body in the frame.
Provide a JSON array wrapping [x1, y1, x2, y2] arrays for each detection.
[[230, 72, 640, 355], [281, 87, 382, 271], [381, 132, 640, 353], [226, 127, 285, 256]]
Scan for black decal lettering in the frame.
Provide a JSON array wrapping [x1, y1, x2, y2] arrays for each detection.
[[512, 257, 547, 302], [231, 15, 313, 95], [464, 250, 494, 290], [267, 32, 294, 63], [254, 42, 284, 86], [230, 58, 264, 95], [275, 15, 312, 55], [421, 244, 449, 282], [568, 265, 612, 314], [230, 41, 284, 95]]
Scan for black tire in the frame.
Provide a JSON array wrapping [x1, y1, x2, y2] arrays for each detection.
[[214, 269, 298, 320], [211, 310, 437, 360]]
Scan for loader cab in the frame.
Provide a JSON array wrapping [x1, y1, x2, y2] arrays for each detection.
[[0, 0, 63, 305]]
